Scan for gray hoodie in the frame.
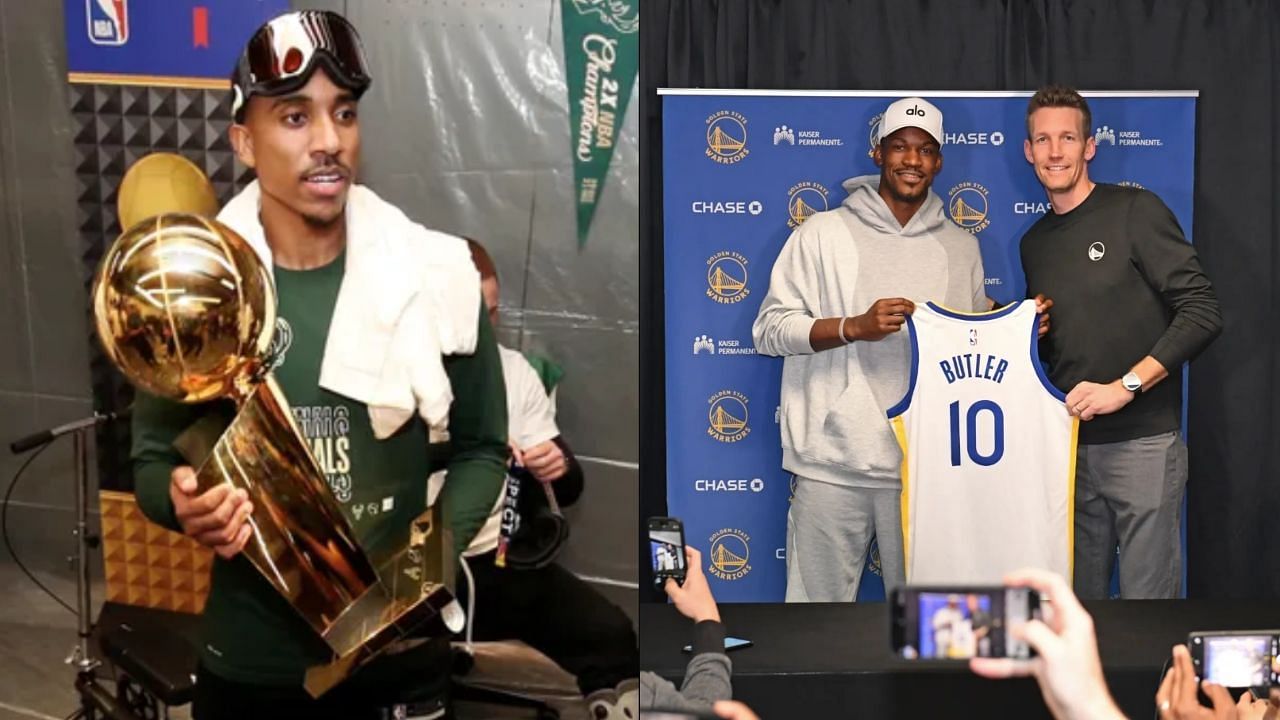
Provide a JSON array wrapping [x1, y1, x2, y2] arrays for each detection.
[[752, 174, 986, 488]]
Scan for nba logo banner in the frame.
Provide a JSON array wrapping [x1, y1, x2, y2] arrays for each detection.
[[66, 0, 287, 80], [660, 90, 1197, 602], [87, 0, 129, 46]]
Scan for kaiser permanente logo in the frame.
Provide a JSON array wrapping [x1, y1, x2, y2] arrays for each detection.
[[706, 251, 749, 303], [693, 334, 757, 356], [1095, 125, 1164, 147], [948, 181, 991, 234], [707, 389, 750, 442], [706, 111, 749, 164], [709, 528, 752, 581], [773, 124, 844, 147], [787, 181, 829, 228]]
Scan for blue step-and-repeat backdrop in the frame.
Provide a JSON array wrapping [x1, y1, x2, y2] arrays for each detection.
[[660, 90, 1196, 602]]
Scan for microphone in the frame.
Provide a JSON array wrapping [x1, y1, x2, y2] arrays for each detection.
[[9, 409, 131, 455]]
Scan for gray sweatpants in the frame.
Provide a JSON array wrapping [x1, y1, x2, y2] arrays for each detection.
[[1074, 430, 1187, 599], [785, 476, 905, 602]]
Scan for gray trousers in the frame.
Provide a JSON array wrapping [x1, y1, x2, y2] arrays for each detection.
[[785, 476, 905, 602], [1074, 430, 1187, 599]]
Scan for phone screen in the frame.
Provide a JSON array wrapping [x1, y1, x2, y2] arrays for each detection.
[[648, 518, 686, 582], [892, 586, 1038, 660], [1198, 634, 1277, 687]]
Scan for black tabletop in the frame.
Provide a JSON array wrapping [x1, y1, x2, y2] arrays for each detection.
[[641, 600, 1280, 718]]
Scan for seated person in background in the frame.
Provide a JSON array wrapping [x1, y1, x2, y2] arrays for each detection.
[[445, 239, 638, 717], [641, 546, 732, 713]]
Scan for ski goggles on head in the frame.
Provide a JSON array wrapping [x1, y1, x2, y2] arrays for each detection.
[[231, 10, 372, 122]]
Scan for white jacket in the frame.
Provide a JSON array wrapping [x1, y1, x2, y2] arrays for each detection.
[[752, 175, 986, 487]]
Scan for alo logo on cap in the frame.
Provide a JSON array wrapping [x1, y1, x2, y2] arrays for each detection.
[[906, 105, 926, 117]]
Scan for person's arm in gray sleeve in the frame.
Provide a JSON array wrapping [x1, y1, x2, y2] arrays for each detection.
[[639, 621, 733, 712], [752, 225, 824, 356]]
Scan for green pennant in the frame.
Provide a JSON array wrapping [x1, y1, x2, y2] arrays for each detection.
[[561, 0, 638, 246]]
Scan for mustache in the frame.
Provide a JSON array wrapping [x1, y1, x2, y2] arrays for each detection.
[[301, 161, 351, 179]]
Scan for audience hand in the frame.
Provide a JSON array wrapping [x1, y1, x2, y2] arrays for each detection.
[[664, 546, 720, 624], [969, 568, 1124, 720], [1155, 644, 1237, 720], [713, 700, 760, 720]]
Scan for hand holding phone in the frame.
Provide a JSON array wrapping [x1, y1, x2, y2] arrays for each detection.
[[664, 546, 719, 624], [1188, 631, 1280, 689], [649, 516, 687, 588], [891, 585, 1039, 660], [967, 568, 1126, 720]]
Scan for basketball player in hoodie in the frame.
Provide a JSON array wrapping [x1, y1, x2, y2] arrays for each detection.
[[753, 97, 989, 602]]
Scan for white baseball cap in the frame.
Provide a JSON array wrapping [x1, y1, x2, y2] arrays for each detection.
[[878, 97, 944, 146]]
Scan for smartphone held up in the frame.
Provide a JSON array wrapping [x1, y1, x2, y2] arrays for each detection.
[[891, 585, 1041, 660]]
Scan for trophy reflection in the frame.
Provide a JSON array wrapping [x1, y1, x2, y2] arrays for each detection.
[[92, 212, 459, 696]]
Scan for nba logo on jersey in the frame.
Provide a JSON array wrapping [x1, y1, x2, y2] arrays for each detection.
[[887, 300, 1078, 584], [87, 0, 130, 46]]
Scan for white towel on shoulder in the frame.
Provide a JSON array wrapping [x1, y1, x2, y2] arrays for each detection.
[[217, 180, 480, 438]]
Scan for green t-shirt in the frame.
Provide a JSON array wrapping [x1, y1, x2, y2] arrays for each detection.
[[131, 250, 507, 686]]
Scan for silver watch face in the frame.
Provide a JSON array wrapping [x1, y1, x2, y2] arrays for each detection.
[[1123, 373, 1141, 392]]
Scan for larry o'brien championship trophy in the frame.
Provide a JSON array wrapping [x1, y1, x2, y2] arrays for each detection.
[[92, 177, 461, 696]]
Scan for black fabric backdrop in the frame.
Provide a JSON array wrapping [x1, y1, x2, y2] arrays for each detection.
[[639, 0, 1280, 599]]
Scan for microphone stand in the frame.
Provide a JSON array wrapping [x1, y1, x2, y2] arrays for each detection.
[[10, 412, 140, 720]]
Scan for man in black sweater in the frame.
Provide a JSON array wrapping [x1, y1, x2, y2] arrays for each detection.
[[1019, 85, 1222, 599]]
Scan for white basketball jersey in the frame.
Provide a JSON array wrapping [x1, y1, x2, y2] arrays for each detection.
[[886, 300, 1077, 584]]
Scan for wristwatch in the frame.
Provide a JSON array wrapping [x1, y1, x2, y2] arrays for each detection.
[[1121, 371, 1143, 394]]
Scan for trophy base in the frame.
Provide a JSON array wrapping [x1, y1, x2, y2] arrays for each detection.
[[303, 583, 461, 698]]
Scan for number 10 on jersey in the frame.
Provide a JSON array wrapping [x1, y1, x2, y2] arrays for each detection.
[[949, 400, 1005, 467]]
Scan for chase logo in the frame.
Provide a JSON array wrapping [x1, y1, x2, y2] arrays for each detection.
[[948, 181, 991, 234], [787, 182, 829, 229], [87, 0, 129, 46], [707, 390, 750, 442], [709, 528, 752, 581], [706, 251, 749, 303], [693, 478, 765, 493], [705, 111, 749, 164]]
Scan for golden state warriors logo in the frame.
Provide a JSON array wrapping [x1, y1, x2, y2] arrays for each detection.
[[1117, 180, 1146, 190], [707, 390, 750, 442], [706, 111, 749, 164], [867, 112, 884, 159], [787, 182, 829, 229], [867, 538, 883, 577], [709, 528, 752, 581], [706, 251, 749, 304], [948, 181, 991, 234]]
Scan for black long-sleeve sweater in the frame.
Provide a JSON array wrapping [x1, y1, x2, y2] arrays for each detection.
[[1020, 184, 1222, 445]]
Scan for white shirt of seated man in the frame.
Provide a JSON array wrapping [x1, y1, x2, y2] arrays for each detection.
[[427, 344, 560, 556]]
